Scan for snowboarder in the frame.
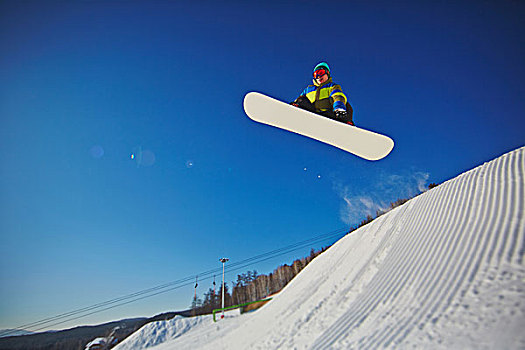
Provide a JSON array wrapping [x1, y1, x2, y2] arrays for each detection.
[[291, 62, 354, 125]]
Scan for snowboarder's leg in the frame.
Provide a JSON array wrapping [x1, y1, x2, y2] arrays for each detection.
[[320, 103, 354, 125], [292, 96, 317, 113], [319, 110, 337, 120], [293, 97, 354, 125], [346, 102, 354, 125]]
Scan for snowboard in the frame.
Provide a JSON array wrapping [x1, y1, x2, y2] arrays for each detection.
[[243, 92, 394, 161]]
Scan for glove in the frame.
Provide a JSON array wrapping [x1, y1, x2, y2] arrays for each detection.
[[335, 109, 355, 126], [334, 109, 348, 122]]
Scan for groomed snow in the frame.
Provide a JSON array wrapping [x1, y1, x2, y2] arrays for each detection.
[[118, 147, 525, 349]]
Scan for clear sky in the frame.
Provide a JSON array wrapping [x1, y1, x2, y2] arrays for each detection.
[[1, 1, 524, 331]]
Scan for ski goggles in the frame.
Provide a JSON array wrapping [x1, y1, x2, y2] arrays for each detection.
[[313, 68, 329, 79]]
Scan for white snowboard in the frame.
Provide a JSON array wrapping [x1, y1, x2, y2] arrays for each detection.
[[243, 92, 394, 161]]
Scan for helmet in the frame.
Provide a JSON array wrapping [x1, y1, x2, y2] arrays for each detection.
[[313, 62, 331, 74]]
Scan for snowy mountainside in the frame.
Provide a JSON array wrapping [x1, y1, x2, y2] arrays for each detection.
[[122, 147, 525, 349]]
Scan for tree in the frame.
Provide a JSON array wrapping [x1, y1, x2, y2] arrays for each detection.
[[190, 296, 202, 311], [201, 288, 219, 313], [217, 283, 232, 308]]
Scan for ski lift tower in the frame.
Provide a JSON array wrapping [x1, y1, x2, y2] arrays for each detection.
[[219, 257, 229, 319]]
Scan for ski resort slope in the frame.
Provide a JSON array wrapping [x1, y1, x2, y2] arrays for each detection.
[[123, 147, 525, 350]]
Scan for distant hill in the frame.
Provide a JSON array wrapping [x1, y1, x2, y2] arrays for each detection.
[[0, 330, 35, 338], [0, 310, 192, 350]]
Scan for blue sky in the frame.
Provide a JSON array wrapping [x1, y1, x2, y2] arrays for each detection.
[[1, 1, 524, 331]]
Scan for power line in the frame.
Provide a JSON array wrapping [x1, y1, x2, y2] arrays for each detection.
[[1, 226, 349, 337], [4, 227, 347, 335]]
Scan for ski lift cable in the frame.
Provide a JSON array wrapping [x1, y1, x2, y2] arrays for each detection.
[[1, 227, 349, 336], [2, 227, 347, 336], [29, 233, 345, 333]]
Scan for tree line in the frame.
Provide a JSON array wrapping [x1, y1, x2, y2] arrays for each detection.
[[189, 246, 329, 315]]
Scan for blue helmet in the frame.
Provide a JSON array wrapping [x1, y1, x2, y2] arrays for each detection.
[[313, 62, 331, 74]]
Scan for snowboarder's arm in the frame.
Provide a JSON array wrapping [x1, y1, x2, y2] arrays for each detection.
[[292, 86, 313, 105], [330, 84, 347, 111]]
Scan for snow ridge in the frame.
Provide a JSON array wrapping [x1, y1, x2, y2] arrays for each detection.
[[133, 147, 525, 349], [115, 315, 210, 350]]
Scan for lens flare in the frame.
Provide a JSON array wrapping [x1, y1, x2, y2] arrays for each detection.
[[90, 145, 104, 159], [131, 146, 156, 167]]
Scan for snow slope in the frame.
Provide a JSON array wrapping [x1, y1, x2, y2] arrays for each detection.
[[114, 316, 211, 350], [115, 310, 240, 350], [123, 147, 525, 349]]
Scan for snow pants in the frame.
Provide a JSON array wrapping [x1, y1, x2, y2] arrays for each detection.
[[293, 96, 354, 124]]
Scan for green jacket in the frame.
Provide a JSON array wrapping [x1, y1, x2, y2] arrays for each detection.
[[297, 77, 348, 112]]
